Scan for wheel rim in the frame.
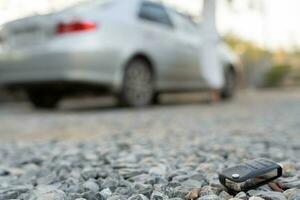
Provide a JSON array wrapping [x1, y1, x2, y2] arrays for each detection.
[[124, 61, 153, 106]]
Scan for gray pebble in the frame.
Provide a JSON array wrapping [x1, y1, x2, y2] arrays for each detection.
[[0, 186, 31, 200], [219, 191, 233, 200], [128, 194, 150, 200], [151, 190, 169, 200], [99, 188, 113, 199], [83, 179, 99, 193], [29, 186, 66, 200], [252, 191, 286, 200], [235, 191, 247, 200], [249, 197, 264, 200], [197, 194, 220, 200], [284, 188, 300, 200]]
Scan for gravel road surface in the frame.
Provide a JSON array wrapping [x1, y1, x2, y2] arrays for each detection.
[[0, 90, 299, 200]]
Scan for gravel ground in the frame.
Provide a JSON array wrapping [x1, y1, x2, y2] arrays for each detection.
[[0, 89, 299, 200]]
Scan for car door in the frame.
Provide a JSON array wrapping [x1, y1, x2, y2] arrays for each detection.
[[169, 11, 204, 88], [137, 1, 181, 90]]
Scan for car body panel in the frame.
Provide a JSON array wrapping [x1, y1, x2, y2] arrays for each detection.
[[0, 0, 239, 94]]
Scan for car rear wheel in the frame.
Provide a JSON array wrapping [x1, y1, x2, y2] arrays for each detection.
[[120, 58, 155, 107], [220, 68, 236, 100], [27, 90, 61, 109]]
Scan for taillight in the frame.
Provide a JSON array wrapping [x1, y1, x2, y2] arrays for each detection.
[[57, 21, 97, 34]]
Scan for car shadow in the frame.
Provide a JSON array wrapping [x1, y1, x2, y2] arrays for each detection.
[[58, 93, 215, 113]]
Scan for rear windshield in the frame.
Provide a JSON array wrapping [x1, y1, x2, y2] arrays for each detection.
[[52, 0, 115, 11], [70, 0, 113, 7]]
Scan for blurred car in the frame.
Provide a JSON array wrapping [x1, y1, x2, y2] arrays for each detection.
[[0, 0, 240, 109]]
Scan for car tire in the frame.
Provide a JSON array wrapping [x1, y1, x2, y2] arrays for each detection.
[[27, 91, 61, 109], [220, 68, 236, 100], [120, 58, 155, 107], [152, 92, 160, 105]]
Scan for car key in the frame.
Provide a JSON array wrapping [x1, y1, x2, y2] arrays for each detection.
[[219, 158, 282, 193]]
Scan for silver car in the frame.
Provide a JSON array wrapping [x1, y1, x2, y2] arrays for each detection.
[[0, 0, 240, 109]]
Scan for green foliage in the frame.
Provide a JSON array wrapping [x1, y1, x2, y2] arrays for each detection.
[[265, 65, 292, 87], [224, 33, 268, 61], [224, 33, 273, 87]]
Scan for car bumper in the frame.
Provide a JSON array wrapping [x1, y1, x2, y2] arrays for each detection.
[[0, 31, 124, 91], [0, 50, 122, 91]]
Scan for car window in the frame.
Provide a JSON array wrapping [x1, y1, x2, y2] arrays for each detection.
[[139, 2, 173, 27], [171, 10, 198, 33]]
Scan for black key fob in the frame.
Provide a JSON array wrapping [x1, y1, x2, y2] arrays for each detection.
[[219, 158, 282, 193]]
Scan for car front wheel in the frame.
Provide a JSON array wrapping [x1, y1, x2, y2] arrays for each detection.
[[120, 58, 155, 107], [220, 68, 236, 100]]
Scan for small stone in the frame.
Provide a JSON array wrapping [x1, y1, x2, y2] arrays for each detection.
[[218, 191, 232, 200], [151, 190, 168, 200], [129, 174, 157, 185], [81, 191, 97, 200], [81, 168, 98, 180], [68, 193, 84, 199], [247, 190, 259, 197], [253, 191, 286, 200], [133, 183, 153, 197], [99, 188, 113, 199], [199, 186, 218, 197], [29, 186, 67, 200], [7, 167, 25, 176], [0, 169, 9, 176], [149, 164, 168, 177], [282, 163, 297, 177], [197, 194, 220, 200], [102, 177, 120, 191], [107, 194, 128, 200], [170, 187, 189, 199], [249, 197, 264, 200], [182, 180, 203, 188], [114, 179, 134, 196], [186, 188, 201, 200], [196, 163, 216, 174], [235, 191, 247, 200], [284, 188, 300, 200], [118, 168, 145, 179], [172, 175, 190, 182], [0, 186, 31, 200], [288, 193, 300, 200], [128, 194, 150, 200], [281, 178, 300, 189], [83, 180, 99, 193]]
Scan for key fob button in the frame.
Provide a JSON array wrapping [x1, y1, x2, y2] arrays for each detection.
[[232, 174, 240, 179]]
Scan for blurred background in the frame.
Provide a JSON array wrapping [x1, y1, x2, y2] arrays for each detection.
[[0, 0, 300, 103]]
